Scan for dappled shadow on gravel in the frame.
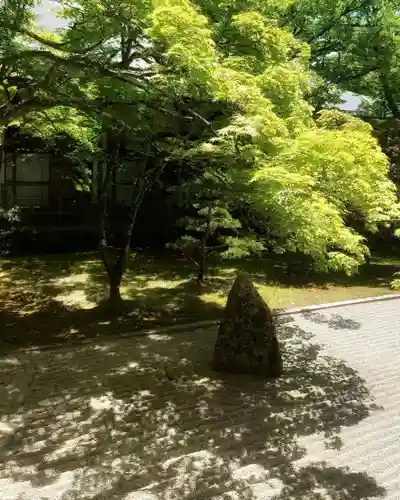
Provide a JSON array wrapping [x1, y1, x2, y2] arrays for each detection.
[[0, 278, 222, 352], [302, 311, 361, 331], [0, 318, 385, 500]]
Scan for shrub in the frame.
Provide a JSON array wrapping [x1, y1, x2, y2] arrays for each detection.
[[0, 206, 21, 256]]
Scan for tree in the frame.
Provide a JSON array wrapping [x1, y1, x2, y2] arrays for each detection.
[[1, 0, 180, 302], [282, 0, 400, 117], [0, 206, 20, 257], [168, 173, 263, 282], [1, 0, 399, 305], [165, 3, 399, 274]]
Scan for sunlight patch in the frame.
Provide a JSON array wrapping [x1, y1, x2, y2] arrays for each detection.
[[0, 421, 15, 435], [0, 357, 20, 366], [283, 389, 308, 400], [163, 449, 217, 470], [50, 272, 97, 309], [51, 434, 95, 458], [217, 267, 238, 275], [232, 463, 268, 482], [147, 334, 173, 341], [52, 273, 91, 286], [250, 479, 284, 499], [0, 471, 75, 500], [127, 279, 186, 290], [123, 492, 160, 500], [92, 344, 113, 352], [53, 290, 97, 309], [192, 377, 224, 391], [200, 291, 225, 304], [89, 395, 114, 411], [111, 361, 148, 375]]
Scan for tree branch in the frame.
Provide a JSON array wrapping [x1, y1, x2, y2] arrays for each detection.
[[2, 50, 150, 90], [332, 65, 379, 82], [0, 93, 177, 128], [307, 0, 371, 44], [312, 42, 345, 56], [0, 22, 107, 55], [40, 110, 60, 134], [0, 96, 116, 127], [379, 72, 400, 119]]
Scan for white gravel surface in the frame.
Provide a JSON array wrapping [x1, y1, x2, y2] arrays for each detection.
[[0, 298, 398, 499]]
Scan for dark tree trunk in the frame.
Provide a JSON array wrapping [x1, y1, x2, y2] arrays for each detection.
[[197, 203, 212, 283], [380, 73, 400, 119], [197, 235, 208, 283], [197, 237, 206, 283], [99, 240, 127, 303], [197, 264, 205, 283], [97, 131, 128, 304], [97, 129, 167, 306], [97, 37, 137, 304]]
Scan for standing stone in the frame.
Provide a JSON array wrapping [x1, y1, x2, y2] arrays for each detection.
[[212, 272, 283, 377]]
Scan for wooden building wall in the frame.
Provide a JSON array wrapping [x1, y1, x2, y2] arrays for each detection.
[[0, 127, 140, 227]]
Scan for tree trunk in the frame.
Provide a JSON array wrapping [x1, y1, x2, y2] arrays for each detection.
[[97, 131, 127, 304], [99, 240, 127, 304], [380, 73, 400, 119], [98, 35, 136, 304], [97, 131, 167, 306], [197, 262, 205, 283], [197, 235, 207, 283], [197, 203, 212, 283]]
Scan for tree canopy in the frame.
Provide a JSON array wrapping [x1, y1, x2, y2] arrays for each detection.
[[283, 0, 400, 116], [1, 0, 399, 290]]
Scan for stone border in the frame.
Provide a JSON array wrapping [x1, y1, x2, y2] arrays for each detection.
[[3, 320, 220, 354], [274, 292, 400, 317], [5, 293, 400, 354]]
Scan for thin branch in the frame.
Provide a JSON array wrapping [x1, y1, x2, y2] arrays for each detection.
[[40, 110, 60, 134], [0, 91, 179, 128], [0, 22, 107, 55], [186, 108, 217, 133], [334, 65, 379, 82], [2, 50, 150, 90], [312, 42, 345, 56], [307, 0, 371, 44], [181, 249, 200, 269], [17, 28, 66, 50], [0, 96, 124, 128]]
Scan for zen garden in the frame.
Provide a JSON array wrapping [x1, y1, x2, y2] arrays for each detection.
[[1, 0, 400, 499]]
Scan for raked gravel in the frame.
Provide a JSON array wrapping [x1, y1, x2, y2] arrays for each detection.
[[0, 298, 399, 499]]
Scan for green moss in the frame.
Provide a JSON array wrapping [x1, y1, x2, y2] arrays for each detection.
[[0, 251, 399, 349]]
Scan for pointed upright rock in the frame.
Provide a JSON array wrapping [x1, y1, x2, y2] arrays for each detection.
[[212, 272, 282, 377]]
